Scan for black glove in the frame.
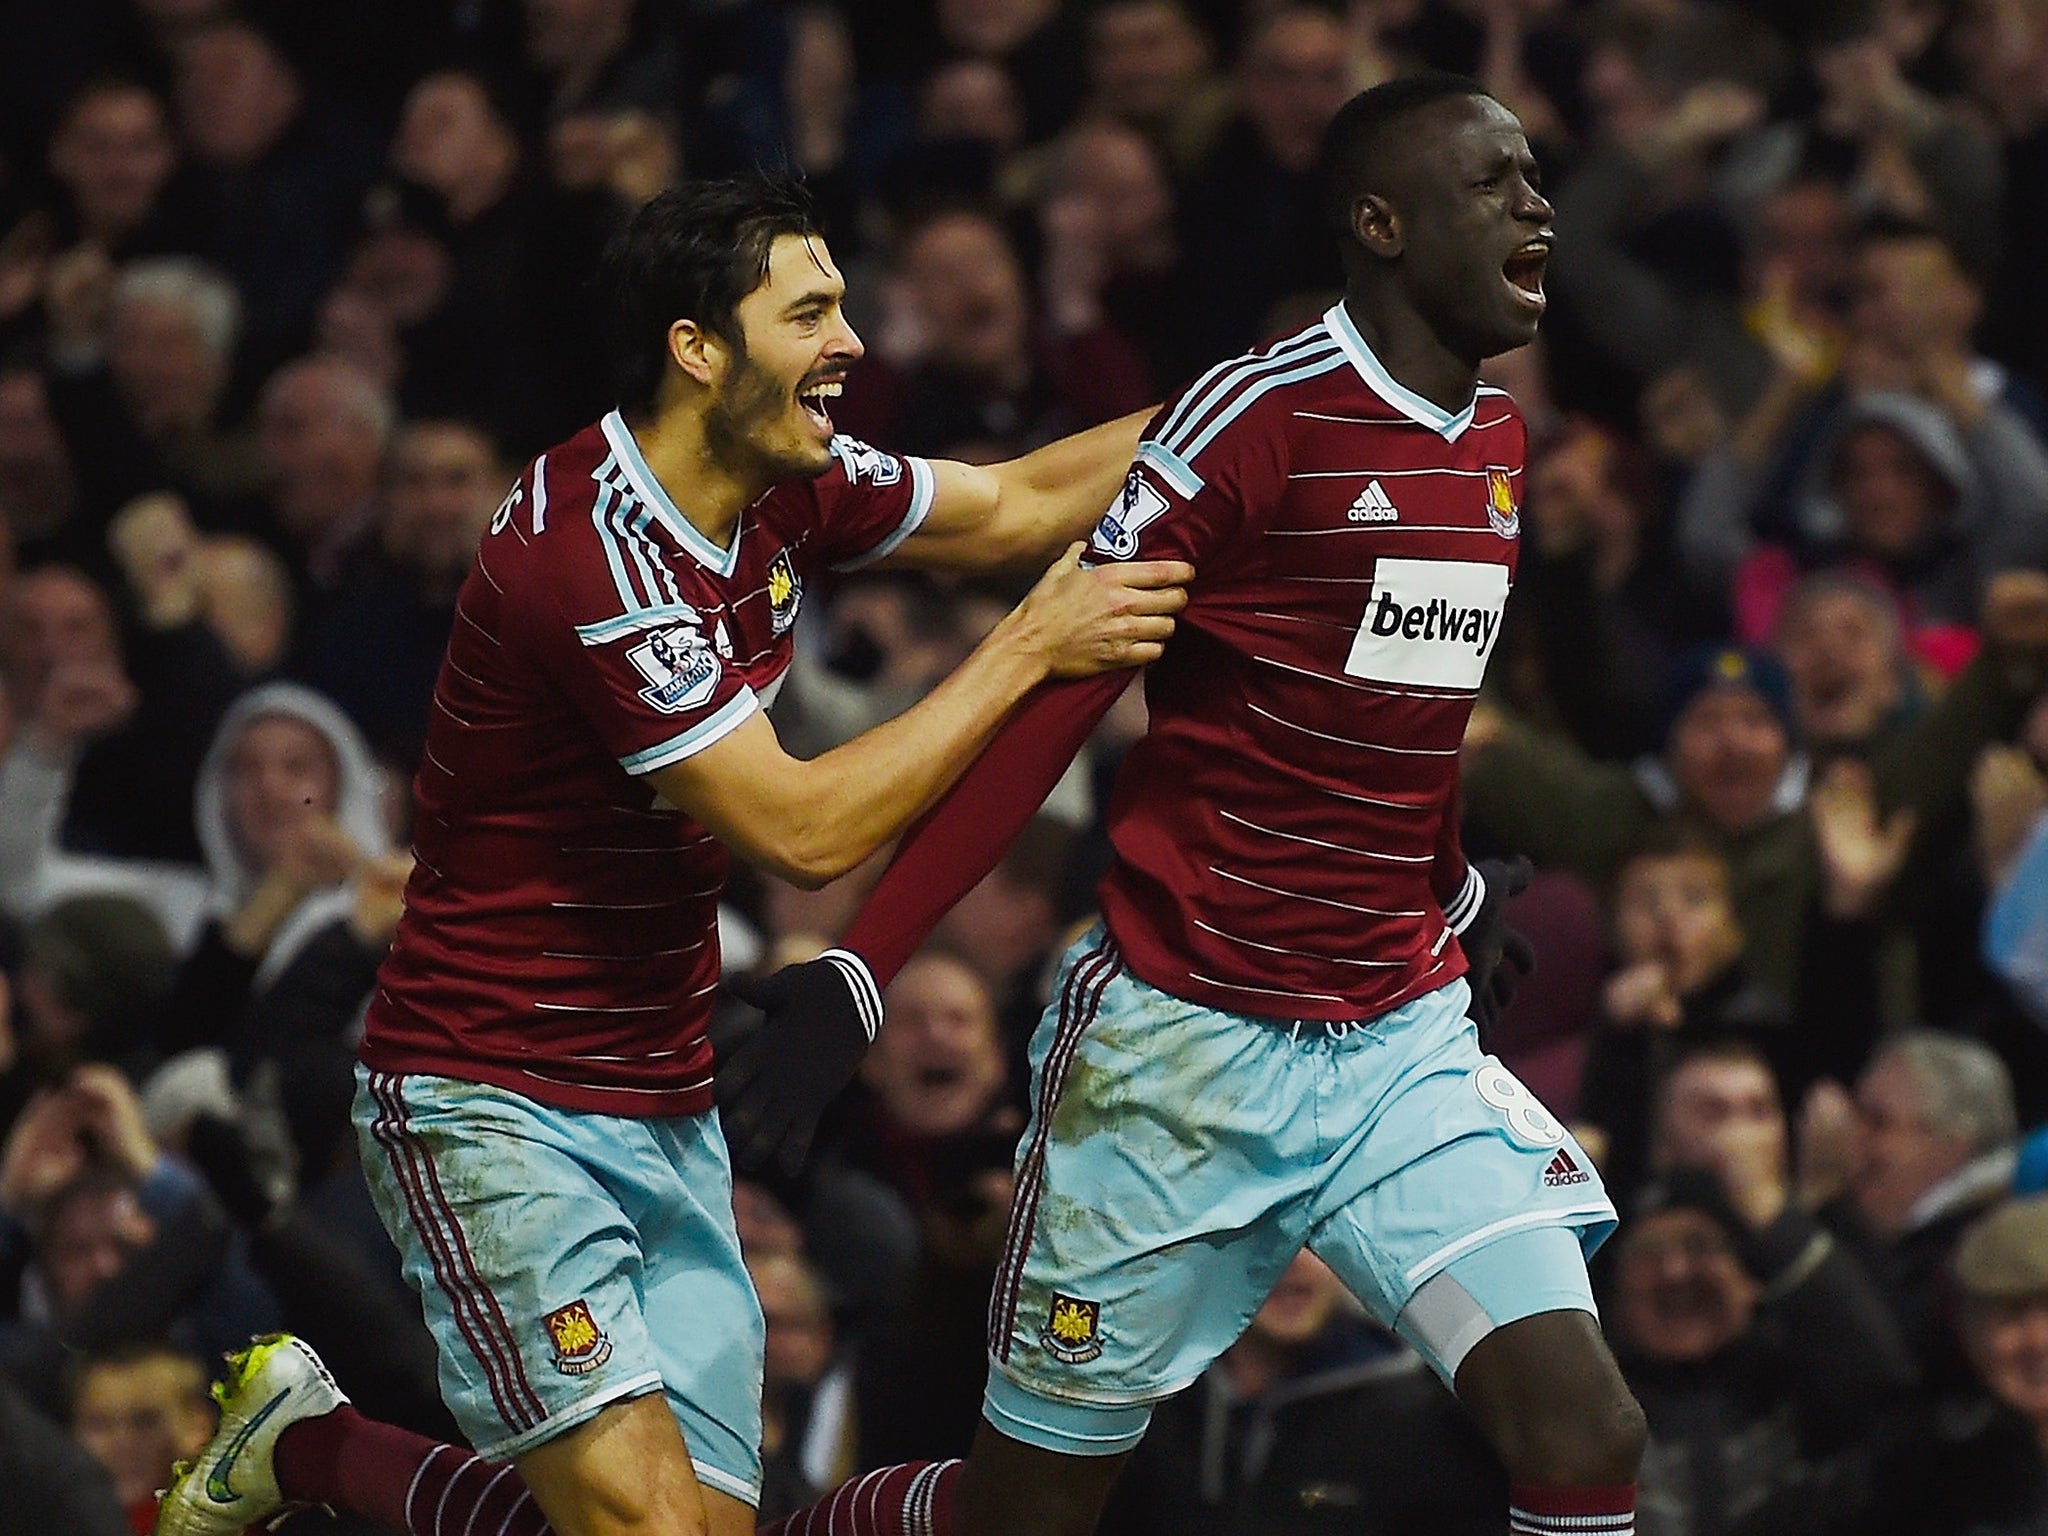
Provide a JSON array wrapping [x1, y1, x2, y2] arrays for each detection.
[[716, 949, 882, 1176], [1459, 855, 1537, 1038]]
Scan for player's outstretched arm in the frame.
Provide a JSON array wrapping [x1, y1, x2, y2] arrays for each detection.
[[719, 669, 1130, 1172], [644, 545, 1187, 890], [878, 408, 1152, 572]]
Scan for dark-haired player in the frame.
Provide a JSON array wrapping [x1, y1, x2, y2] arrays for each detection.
[[743, 75, 1646, 1536], [156, 177, 1189, 1536]]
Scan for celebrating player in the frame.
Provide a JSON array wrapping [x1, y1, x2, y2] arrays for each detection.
[[154, 176, 1189, 1536], [738, 74, 1647, 1536]]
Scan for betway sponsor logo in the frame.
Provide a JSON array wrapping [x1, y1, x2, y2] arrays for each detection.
[[1343, 557, 1508, 690], [1365, 591, 1499, 649]]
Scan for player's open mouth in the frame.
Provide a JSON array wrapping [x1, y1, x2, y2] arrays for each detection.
[[798, 378, 842, 433], [1503, 242, 1549, 311]]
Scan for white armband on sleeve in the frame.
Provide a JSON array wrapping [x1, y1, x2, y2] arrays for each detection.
[[1443, 864, 1486, 935], [817, 947, 883, 1043]]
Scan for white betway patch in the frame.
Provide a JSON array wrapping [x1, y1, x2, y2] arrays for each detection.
[[1344, 558, 1508, 689]]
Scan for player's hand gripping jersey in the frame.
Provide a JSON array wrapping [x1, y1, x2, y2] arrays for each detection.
[[843, 306, 1525, 1018], [362, 413, 934, 1114]]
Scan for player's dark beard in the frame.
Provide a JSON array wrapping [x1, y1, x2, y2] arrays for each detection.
[[706, 343, 817, 481]]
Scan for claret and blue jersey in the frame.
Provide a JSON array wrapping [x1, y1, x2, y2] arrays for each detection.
[[1084, 302, 1526, 1023], [361, 411, 934, 1116]]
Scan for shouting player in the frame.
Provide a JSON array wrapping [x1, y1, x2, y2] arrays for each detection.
[[155, 177, 1189, 1536], [736, 75, 1646, 1536]]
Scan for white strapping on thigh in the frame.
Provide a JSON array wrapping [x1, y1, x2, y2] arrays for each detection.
[[1399, 1268, 1495, 1378]]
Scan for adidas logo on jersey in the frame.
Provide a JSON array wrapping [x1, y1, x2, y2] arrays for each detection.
[[1544, 1149, 1591, 1188], [1347, 480, 1399, 522]]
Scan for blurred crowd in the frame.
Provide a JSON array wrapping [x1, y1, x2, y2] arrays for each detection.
[[1, 0, 2047, 1532]]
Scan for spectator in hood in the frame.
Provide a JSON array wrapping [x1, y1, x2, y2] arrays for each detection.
[[1724, 390, 2048, 659], [0, 678, 390, 957], [1679, 221, 2048, 666], [0, 680, 401, 1174]]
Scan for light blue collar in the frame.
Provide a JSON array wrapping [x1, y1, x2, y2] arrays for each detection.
[[1321, 303, 1475, 442], [600, 410, 741, 576]]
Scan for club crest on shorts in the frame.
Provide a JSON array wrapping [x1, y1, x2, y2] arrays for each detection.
[[766, 549, 802, 636], [543, 1299, 613, 1376], [1041, 1294, 1104, 1364], [1484, 467, 1520, 539]]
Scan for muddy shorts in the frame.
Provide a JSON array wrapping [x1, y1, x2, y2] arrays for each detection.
[[982, 924, 1616, 1456], [353, 1066, 762, 1502]]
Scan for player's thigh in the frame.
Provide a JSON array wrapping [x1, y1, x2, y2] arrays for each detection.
[[352, 1067, 667, 1459], [1304, 988, 1616, 1384], [990, 928, 1324, 1422], [635, 1107, 767, 1511], [515, 1392, 754, 1536]]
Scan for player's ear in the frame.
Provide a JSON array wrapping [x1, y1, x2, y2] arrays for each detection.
[[1352, 193, 1402, 259], [669, 318, 722, 389]]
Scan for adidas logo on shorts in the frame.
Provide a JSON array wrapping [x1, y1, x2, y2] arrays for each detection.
[[1544, 1149, 1591, 1187]]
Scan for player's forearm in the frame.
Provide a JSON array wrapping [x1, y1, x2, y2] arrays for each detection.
[[982, 409, 1150, 564], [757, 612, 1057, 888]]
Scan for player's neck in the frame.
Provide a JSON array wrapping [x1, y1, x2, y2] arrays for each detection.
[[1338, 294, 1479, 415], [622, 407, 758, 547]]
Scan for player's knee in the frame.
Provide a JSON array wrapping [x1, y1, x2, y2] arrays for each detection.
[[1494, 1373, 1645, 1487], [1456, 1311, 1645, 1486], [1543, 1381, 1646, 1485]]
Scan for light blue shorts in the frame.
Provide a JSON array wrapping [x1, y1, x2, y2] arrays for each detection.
[[353, 1067, 763, 1503], [984, 926, 1616, 1456]]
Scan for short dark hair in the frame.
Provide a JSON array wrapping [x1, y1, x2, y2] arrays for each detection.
[[1618, 819, 1731, 873], [1851, 209, 1986, 280], [598, 173, 821, 416], [1315, 71, 1493, 247], [56, 74, 164, 130], [1854, 210, 1951, 251], [64, 1340, 209, 1422], [1653, 1034, 1780, 1118]]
